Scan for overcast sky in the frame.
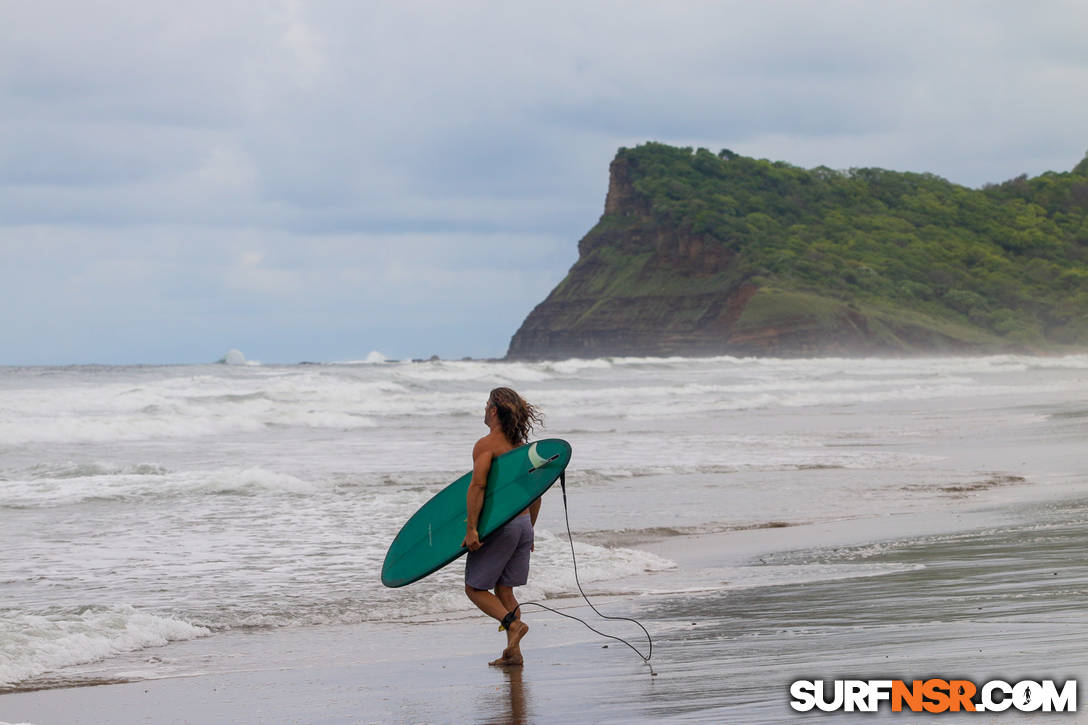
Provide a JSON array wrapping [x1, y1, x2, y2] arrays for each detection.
[[2, 1, 1087, 365]]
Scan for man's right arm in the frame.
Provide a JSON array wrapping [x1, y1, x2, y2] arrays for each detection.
[[463, 440, 493, 551]]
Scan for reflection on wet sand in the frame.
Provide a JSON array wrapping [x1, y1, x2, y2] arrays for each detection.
[[477, 666, 529, 724]]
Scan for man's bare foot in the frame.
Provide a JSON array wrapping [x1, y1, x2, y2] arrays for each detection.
[[485, 620, 528, 666], [505, 620, 528, 650]]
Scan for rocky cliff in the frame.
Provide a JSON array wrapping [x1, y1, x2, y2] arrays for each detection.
[[506, 143, 1088, 359]]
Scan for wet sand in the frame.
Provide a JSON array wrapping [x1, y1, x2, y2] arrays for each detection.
[[3, 494, 1086, 724]]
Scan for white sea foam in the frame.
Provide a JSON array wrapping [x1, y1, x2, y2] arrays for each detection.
[[626, 562, 927, 597], [389, 360, 553, 385], [0, 467, 318, 507], [526, 529, 677, 596], [544, 358, 615, 375], [535, 378, 1071, 419], [0, 374, 385, 444], [3, 354, 1083, 444], [16, 461, 169, 480], [0, 606, 208, 688], [332, 350, 389, 364], [383, 532, 679, 620]]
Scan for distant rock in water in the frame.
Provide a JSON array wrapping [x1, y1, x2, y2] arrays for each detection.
[[221, 349, 247, 365], [507, 142, 1088, 359]]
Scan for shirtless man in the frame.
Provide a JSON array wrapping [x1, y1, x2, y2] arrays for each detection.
[[462, 387, 543, 666]]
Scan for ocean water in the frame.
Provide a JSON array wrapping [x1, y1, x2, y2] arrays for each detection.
[[1, 354, 1086, 691]]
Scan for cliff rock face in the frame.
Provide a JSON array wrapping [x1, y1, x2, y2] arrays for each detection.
[[509, 161, 964, 359], [506, 144, 1088, 360], [508, 157, 749, 358]]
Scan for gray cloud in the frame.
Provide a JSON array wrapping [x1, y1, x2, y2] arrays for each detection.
[[2, 1, 1087, 363]]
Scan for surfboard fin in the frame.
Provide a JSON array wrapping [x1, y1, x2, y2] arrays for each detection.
[[527, 442, 560, 473]]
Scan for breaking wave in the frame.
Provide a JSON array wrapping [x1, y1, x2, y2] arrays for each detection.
[[0, 606, 208, 690]]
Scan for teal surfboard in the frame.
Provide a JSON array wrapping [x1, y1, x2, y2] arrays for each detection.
[[381, 438, 572, 588]]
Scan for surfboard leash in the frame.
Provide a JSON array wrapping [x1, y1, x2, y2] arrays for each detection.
[[513, 471, 657, 676]]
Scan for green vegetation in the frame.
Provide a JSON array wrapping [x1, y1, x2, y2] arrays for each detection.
[[733, 289, 845, 330], [581, 142, 1088, 348]]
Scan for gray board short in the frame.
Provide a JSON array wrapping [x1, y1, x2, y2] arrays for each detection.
[[465, 513, 534, 589]]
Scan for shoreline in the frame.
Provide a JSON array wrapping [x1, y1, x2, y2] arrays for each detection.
[[4, 483, 1086, 723]]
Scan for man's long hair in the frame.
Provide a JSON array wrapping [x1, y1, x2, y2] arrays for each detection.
[[489, 387, 543, 445]]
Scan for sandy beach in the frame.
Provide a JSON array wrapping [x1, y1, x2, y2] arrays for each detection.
[[5, 488, 1086, 724]]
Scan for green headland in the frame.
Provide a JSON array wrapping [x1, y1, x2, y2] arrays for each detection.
[[507, 142, 1088, 359]]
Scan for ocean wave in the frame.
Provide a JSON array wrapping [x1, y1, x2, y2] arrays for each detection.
[[543, 358, 615, 375], [386, 360, 554, 384], [574, 520, 801, 547], [533, 380, 1071, 419], [0, 448, 937, 509], [3, 354, 1082, 445], [629, 562, 928, 597], [0, 605, 208, 690], [900, 473, 1028, 497], [0, 374, 385, 443], [16, 462, 169, 481], [517, 352, 1088, 375], [0, 467, 319, 508], [1024, 354, 1088, 370], [567, 453, 935, 485]]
